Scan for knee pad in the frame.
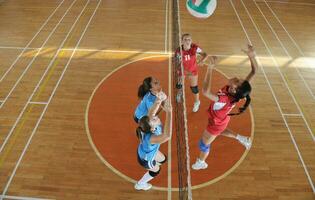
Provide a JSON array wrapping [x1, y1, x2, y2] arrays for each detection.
[[176, 83, 182, 89], [158, 155, 167, 164], [190, 86, 199, 94], [149, 168, 161, 177], [199, 139, 210, 153]]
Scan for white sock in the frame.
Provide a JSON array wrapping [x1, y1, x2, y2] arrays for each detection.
[[138, 172, 154, 185], [197, 158, 205, 163]]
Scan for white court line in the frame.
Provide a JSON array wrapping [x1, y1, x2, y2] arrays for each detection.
[[0, 46, 168, 55], [165, 0, 169, 54], [0, 0, 90, 154], [1, 0, 101, 197], [254, 0, 315, 99], [0, 0, 66, 82], [165, 0, 172, 199], [283, 113, 302, 117], [0, 195, 54, 200], [167, 56, 172, 199], [62, 48, 170, 55], [28, 101, 48, 105], [255, 0, 315, 6], [243, 0, 315, 141], [0, 46, 39, 50], [0, 46, 166, 54], [0, 0, 78, 109], [230, 0, 314, 193]]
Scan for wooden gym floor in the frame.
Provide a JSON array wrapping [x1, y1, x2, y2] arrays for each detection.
[[0, 0, 314, 199]]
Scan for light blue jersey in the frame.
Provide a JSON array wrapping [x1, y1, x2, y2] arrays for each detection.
[[134, 92, 157, 120], [137, 126, 162, 162]]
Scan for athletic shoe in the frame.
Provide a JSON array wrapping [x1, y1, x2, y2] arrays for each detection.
[[192, 158, 208, 170], [236, 134, 252, 150], [134, 182, 152, 191], [192, 100, 201, 112]]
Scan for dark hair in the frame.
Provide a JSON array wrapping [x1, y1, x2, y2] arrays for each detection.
[[229, 81, 252, 116], [136, 116, 152, 141], [138, 77, 152, 99]]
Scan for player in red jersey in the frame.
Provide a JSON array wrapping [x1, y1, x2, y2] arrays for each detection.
[[175, 33, 208, 112], [192, 45, 258, 170]]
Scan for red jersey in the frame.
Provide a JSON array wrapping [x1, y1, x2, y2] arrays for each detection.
[[206, 86, 235, 135], [175, 43, 202, 75]]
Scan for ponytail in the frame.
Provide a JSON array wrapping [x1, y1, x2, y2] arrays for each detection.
[[136, 116, 152, 140], [138, 77, 152, 99], [228, 94, 251, 116], [228, 81, 252, 116]]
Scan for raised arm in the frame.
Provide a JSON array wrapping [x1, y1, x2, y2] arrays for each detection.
[[197, 51, 208, 65], [147, 91, 167, 118], [150, 99, 172, 144], [202, 56, 219, 102], [147, 99, 162, 119], [242, 44, 258, 82]]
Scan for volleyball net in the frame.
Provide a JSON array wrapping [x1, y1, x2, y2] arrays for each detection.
[[172, 0, 192, 199]]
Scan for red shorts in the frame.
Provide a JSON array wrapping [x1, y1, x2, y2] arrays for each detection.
[[206, 120, 229, 136], [177, 67, 198, 76]]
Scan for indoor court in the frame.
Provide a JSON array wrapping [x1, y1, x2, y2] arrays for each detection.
[[0, 0, 314, 199]]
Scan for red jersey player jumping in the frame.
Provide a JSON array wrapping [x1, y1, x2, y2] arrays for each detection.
[[175, 33, 208, 112], [192, 44, 258, 170]]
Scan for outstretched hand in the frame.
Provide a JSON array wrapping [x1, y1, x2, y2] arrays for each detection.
[[242, 44, 256, 58]]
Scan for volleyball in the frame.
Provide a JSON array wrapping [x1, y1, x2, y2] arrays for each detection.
[[186, 0, 217, 19]]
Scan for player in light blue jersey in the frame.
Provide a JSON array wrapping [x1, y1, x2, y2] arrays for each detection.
[[134, 98, 172, 191], [134, 77, 166, 123]]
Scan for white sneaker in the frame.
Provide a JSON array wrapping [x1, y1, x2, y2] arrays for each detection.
[[192, 101, 200, 112], [134, 182, 152, 191], [192, 158, 208, 170], [236, 134, 252, 150]]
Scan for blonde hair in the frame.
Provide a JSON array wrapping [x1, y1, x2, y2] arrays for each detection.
[[181, 33, 191, 40]]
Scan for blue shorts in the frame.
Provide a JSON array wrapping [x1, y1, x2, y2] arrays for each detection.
[[137, 154, 156, 170]]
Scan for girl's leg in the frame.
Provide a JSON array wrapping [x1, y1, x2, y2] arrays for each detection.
[[220, 129, 237, 139], [221, 129, 252, 149], [135, 152, 165, 190], [155, 150, 167, 164], [192, 130, 217, 170], [135, 164, 160, 191], [188, 74, 200, 112], [199, 130, 217, 161]]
